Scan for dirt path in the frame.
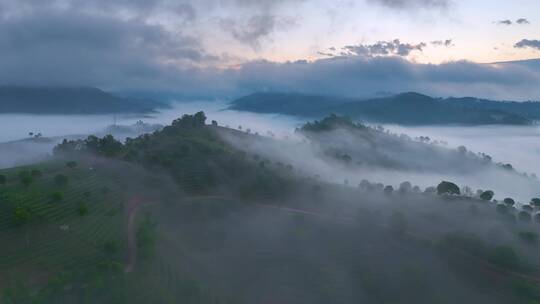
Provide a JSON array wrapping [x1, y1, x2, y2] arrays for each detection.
[[124, 196, 142, 273]]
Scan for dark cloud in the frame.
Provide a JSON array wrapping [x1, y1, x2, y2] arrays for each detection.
[[224, 56, 540, 101], [220, 15, 296, 49], [0, 1, 538, 102], [343, 39, 426, 57], [495, 19, 512, 25], [495, 18, 531, 26], [431, 39, 453, 47], [514, 39, 540, 50], [368, 0, 450, 9], [0, 8, 216, 90]]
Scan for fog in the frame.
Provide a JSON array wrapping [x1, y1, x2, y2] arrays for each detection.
[[2, 102, 540, 202], [384, 124, 540, 177], [0, 102, 300, 168]]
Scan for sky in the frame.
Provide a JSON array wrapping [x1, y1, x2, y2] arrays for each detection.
[[0, 0, 539, 100]]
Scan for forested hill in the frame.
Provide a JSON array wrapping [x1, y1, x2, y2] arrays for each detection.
[[230, 92, 538, 125], [0, 86, 167, 114]]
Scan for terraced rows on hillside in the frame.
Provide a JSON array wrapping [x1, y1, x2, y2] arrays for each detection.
[[0, 162, 127, 283]]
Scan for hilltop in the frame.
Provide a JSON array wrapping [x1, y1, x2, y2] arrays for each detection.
[[0, 86, 167, 114]]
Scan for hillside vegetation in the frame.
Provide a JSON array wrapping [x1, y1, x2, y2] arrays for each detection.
[[1, 112, 539, 303], [0, 86, 167, 114]]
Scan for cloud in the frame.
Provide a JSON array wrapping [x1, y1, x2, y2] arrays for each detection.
[[431, 39, 453, 47], [225, 56, 540, 100], [495, 18, 530, 26], [495, 19, 512, 25], [342, 39, 426, 57], [220, 14, 296, 50], [367, 0, 450, 9], [514, 39, 540, 50], [0, 1, 538, 102]]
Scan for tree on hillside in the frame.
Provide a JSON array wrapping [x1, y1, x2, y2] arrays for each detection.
[[437, 181, 460, 195], [399, 181, 412, 194], [383, 185, 394, 195], [0, 174, 6, 185], [480, 190, 494, 201], [503, 198, 515, 207]]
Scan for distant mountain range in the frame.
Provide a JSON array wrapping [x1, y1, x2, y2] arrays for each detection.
[[0, 86, 168, 114], [230, 92, 540, 125]]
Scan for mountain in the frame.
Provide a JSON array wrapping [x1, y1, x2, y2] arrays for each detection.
[[0, 86, 168, 114], [230, 92, 537, 125], [230, 92, 351, 116]]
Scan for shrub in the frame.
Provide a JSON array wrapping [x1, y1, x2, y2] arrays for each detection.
[[77, 202, 88, 216], [21, 175, 33, 188], [14, 205, 31, 225]]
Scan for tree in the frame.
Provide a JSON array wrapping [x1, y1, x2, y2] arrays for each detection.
[[211, 120, 218, 126], [503, 198, 515, 207], [437, 181, 460, 195], [424, 186, 437, 194], [54, 174, 69, 186], [0, 174, 6, 185], [531, 198, 540, 208], [399, 181, 412, 193], [77, 202, 89, 216], [383, 185, 394, 195], [480, 190, 494, 201]]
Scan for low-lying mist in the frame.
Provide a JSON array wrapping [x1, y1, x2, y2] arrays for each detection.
[[1, 101, 539, 202]]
